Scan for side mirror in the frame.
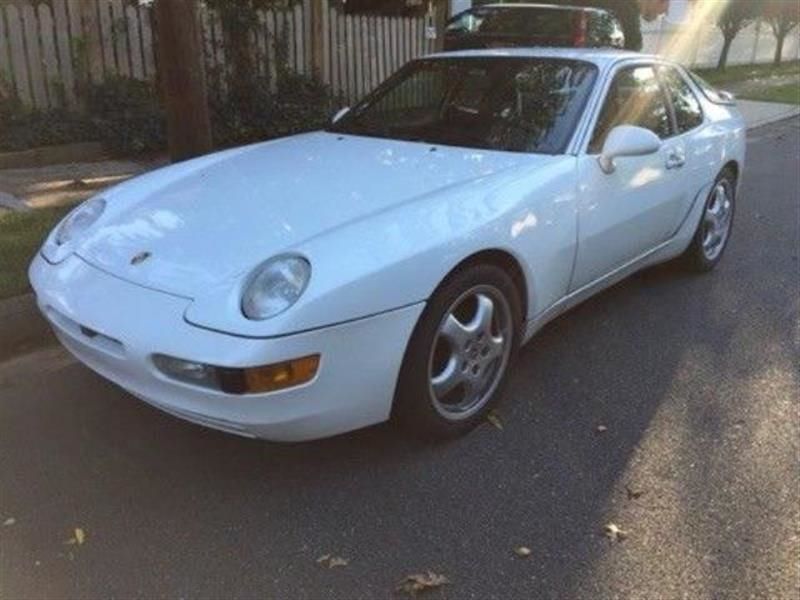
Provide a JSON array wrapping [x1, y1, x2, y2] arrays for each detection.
[[331, 107, 350, 124], [597, 125, 661, 174], [717, 89, 736, 103]]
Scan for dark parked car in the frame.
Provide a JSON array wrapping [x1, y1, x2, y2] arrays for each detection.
[[444, 3, 625, 51]]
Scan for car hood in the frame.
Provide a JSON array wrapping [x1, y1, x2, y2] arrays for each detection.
[[75, 131, 534, 298]]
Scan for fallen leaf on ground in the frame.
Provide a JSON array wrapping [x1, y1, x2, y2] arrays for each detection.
[[65, 528, 86, 546], [596, 424, 608, 433], [2, 517, 15, 527], [603, 522, 627, 542], [487, 410, 503, 430], [625, 485, 645, 500], [328, 556, 349, 568], [316, 554, 349, 568], [513, 546, 532, 557], [397, 571, 449, 596]]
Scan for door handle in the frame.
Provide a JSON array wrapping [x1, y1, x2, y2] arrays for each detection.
[[665, 150, 685, 169]]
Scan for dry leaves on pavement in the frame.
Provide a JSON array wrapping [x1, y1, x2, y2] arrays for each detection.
[[65, 528, 86, 546], [487, 410, 503, 430], [316, 554, 349, 568], [625, 484, 645, 500], [603, 522, 627, 542], [396, 571, 449, 596]]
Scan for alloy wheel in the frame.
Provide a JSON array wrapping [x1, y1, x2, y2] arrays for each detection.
[[702, 180, 734, 261], [427, 285, 513, 421]]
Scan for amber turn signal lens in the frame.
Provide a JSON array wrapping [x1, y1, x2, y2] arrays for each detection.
[[238, 354, 320, 394]]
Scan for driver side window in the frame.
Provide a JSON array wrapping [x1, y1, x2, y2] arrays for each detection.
[[588, 65, 673, 153]]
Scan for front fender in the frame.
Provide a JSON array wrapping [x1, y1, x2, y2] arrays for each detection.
[[185, 157, 578, 337]]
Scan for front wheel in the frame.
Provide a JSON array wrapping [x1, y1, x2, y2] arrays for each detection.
[[681, 169, 736, 271], [393, 264, 522, 439]]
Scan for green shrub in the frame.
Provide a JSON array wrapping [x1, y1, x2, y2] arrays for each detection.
[[0, 71, 338, 156], [209, 71, 340, 148], [85, 76, 166, 154], [0, 96, 97, 152]]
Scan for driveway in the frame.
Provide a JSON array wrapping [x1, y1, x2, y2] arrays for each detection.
[[0, 118, 798, 600]]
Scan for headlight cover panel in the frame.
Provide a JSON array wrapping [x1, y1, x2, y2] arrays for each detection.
[[241, 255, 311, 320], [41, 197, 107, 264]]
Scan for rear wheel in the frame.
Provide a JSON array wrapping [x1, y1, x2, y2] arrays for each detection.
[[394, 264, 522, 439], [681, 168, 736, 271]]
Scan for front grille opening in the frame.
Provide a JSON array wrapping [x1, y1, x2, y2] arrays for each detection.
[[80, 325, 99, 338], [45, 306, 125, 358]]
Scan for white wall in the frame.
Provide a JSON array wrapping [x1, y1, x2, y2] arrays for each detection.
[[450, 0, 472, 15]]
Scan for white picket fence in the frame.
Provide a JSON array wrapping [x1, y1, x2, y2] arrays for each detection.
[[1, 0, 798, 112], [0, 0, 155, 108], [0, 0, 435, 110]]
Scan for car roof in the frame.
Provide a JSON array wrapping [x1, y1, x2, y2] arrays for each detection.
[[468, 3, 610, 14], [425, 47, 655, 69]]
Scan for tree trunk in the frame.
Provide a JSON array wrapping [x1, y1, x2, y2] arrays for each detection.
[[154, 0, 213, 162], [717, 36, 733, 71], [774, 32, 786, 65]]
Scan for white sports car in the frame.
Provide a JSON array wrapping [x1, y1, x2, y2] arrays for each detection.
[[30, 48, 745, 441]]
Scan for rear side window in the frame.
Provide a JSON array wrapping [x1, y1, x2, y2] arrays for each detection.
[[446, 7, 573, 38], [589, 65, 673, 153], [587, 11, 625, 48], [659, 66, 704, 133], [687, 71, 736, 105]]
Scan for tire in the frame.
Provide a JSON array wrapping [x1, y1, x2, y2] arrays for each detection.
[[393, 263, 523, 439], [681, 167, 737, 272]]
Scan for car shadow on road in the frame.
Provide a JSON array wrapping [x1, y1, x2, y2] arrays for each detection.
[[0, 261, 743, 599], [4, 121, 797, 599]]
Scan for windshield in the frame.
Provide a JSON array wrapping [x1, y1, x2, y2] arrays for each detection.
[[328, 57, 598, 154]]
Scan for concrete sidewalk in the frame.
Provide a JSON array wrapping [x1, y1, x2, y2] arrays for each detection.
[[737, 99, 800, 129]]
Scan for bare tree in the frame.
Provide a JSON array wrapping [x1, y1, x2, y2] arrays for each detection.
[[715, 0, 759, 71], [764, 0, 800, 65]]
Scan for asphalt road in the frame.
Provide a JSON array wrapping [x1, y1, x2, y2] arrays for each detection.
[[1, 119, 798, 600]]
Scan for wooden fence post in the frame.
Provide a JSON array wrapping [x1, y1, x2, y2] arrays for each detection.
[[433, 0, 447, 52], [310, 0, 325, 79], [78, 0, 105, 86]]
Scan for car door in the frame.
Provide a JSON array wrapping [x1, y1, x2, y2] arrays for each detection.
[[570, 63, 689, 290], [656, 64, 713, 226]]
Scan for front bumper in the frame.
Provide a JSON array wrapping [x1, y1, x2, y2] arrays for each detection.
[[29, 253, 423, 441]]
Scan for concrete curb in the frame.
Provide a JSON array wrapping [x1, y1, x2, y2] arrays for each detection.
[[746, 111, 800, 130], [0, 293, 54, 363], [0, 191, 30, 212], [737, 99, 800, 131]]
